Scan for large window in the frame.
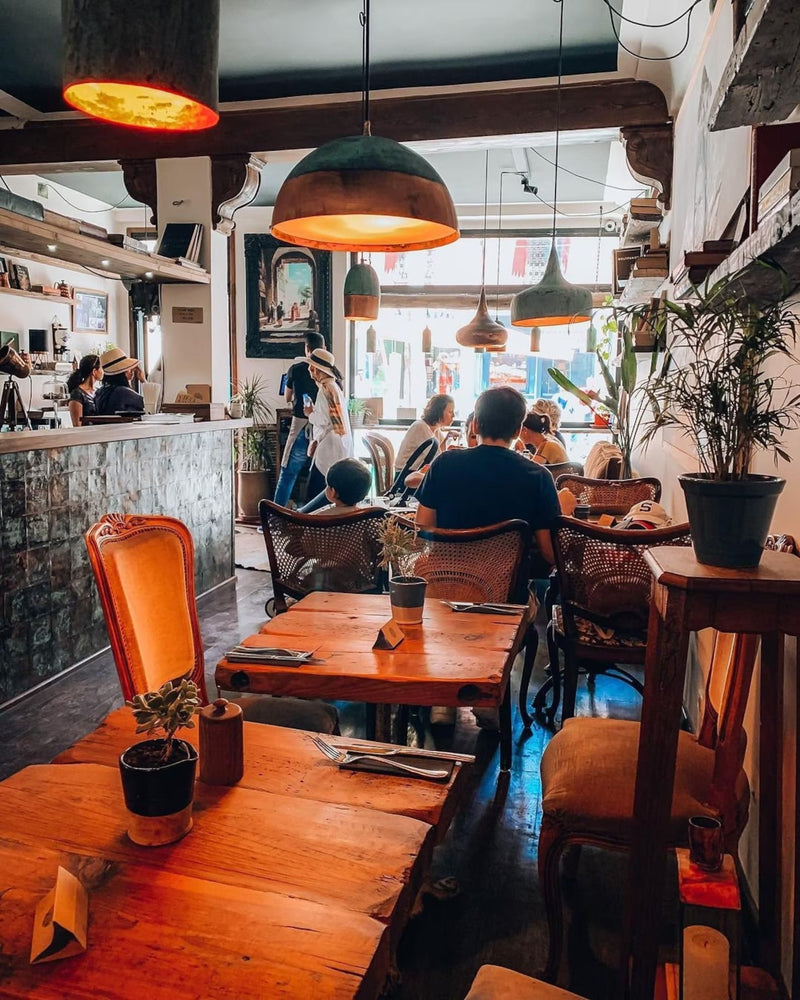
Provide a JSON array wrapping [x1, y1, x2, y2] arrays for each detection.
[[351, 234, 616, 424]]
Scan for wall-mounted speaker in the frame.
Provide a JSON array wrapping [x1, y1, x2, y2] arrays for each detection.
[[28, 329, 48, 353]]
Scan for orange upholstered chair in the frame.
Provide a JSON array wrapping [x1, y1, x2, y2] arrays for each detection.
[[86, 513, 338, 732]]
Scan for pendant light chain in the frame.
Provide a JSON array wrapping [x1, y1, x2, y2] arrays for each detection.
[[360, 0, 371, 135], [551, 0, 564, 243]]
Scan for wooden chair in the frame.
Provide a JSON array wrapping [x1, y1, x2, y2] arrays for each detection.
[[553, 475, 662, 515], [537, 630, 760, 981], [85, 513, 338, 733], [465, 965, 587, 999], [363, 431, 395, 495], [387, 436, 439, 499], [259, 499, 388, 616], [523, 516, 691, 726]]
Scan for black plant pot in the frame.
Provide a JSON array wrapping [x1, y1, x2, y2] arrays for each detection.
[[389, 576, 427, 624], [119, 738, 198, 846], [679, 473, 785, 569]]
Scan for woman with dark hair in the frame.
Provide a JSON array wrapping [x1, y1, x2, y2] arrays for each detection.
[[394, 393, 455, 475], [94, 347, 145, 416], [67, 354, 103, 426], [519, 411, 568, 465]]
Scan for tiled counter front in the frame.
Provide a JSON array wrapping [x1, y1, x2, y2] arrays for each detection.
[[0, 427, 235, 704]]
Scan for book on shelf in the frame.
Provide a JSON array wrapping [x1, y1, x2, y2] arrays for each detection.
[[758, 170, 800, 218], [78, 220, 108, 240], [629, 196, 662, 221], [176, 256, 206, 270], [758, 149, 800, 200], [702, 239, 736, 254], [107, 233, 149, 253], [683, 250, 730, 267], [156, 223, 203, 262]]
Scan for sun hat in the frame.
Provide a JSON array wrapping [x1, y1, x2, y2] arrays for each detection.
[[308, 348, 337, 376], [617, 500, 672, 530], [100, 347, 139, 375]]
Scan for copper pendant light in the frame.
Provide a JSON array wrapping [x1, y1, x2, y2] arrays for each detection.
[[456, 151, 507, 352], [271, 1, 458, 252], [511, 0, 592, 328], [344, 257, 381, 320], [422, 322, 432, 354], [62, 0, 219, 131], [365, 324, 378, 354]]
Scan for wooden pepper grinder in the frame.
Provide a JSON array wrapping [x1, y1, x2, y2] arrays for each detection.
[[198, 698, 243, 785]]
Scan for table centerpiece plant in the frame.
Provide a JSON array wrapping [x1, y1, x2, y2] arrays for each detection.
[[119, 678, 201, 847], [234, 373, 275, 521], [636, 263, 800, 567], [378, 515, 427, 624]]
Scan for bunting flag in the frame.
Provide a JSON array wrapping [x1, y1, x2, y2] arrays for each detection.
[[512, 239, 527, 277], [384, 252, 401, 273]]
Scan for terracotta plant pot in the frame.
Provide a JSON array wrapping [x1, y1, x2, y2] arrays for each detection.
[[389, 575, 427, 624], [679, 473, 785, 569], [119, 738, 198, 846], [237, 469, 273, 521]]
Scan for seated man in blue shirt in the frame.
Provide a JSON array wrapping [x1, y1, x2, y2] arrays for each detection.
[[415, 385, 564, 565]]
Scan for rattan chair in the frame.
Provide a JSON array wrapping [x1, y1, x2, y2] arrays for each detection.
[[546, 461, 584, 480], [537, 630, 759, 980], [85, 513, 339, 733], [387, 436, 439, 499], [522, 516, 691, 726], [553, 475, 662, 515], [363, 431, 395, 496], [259, 499, 388, 616]]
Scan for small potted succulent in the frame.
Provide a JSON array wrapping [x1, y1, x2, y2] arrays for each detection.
[[378, 515, 427, 624], [119, 678, 201, 847]]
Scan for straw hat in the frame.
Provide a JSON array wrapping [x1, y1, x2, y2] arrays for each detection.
[[100, 347, 139, 375], [308, 348, 337, 376]]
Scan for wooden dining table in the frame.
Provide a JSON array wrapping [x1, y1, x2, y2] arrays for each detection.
[[215, 591, 532, 770], [0, 712, 470, 999]]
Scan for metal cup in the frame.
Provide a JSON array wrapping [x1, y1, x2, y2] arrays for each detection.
[[688, 815, 724, 871]]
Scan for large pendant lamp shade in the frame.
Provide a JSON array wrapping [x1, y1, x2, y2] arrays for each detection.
[[271, 132, 459, 252], [456, 289, 507, 350], [344, 259, 381, 320], [62, 0, 219, 131], [511, 244, 593, 327]]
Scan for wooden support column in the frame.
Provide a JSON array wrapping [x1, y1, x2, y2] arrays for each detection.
[[620, 122, 673, 210], [211, 153, 266, 235]]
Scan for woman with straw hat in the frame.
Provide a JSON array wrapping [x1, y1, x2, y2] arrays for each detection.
[[299, 347, 353, 512], [95, 348, 145, 416]]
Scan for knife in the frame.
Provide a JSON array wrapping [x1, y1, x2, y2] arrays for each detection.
[[328, 742, 475, 763]]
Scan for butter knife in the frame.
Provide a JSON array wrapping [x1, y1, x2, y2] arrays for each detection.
[[329, 742, 475, 763]]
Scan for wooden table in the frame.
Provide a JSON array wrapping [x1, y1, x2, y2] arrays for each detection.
[[215, 591, 530, 770], [0, 714, 469, 998], [626, 547, 800, 1000]]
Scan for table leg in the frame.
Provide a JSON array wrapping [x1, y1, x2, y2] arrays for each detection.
[[499, 685, 512, 772], [758, 631, 783, 979], [374, 704, 393, 743], [794, 636, 800, 999], [626, 592, 691, 1000]]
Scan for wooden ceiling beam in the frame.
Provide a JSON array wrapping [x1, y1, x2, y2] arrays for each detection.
[[0, 79, 668, 168]]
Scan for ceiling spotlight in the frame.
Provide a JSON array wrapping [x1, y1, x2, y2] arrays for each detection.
[[47, 244, 57, 252], [520, 177, 538, 196], [100, 260, 110, 266], [145, 271, 154, 278]]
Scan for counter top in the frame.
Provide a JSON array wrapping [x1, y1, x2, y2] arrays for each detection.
[[0, 418, 251, 455]]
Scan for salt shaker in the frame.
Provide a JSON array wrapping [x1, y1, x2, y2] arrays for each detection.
[[198, 698, 244, 785]]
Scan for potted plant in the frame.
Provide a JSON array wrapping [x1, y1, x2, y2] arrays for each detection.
[[234, 373, 275, 521], [378, 515, 427, 624], [548, 308, 662, 479], [347, 397, 370, 428], [638, 266, 800, 568], [119, 679, 201, 846]]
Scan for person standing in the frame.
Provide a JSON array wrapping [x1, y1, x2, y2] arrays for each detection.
[[273, 331, 325, 507], [94, 348, 145, 415], [67, 353, 103, 426], [299, 348, 353, 513]]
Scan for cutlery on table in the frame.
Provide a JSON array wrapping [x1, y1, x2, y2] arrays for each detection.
[[310, 736, 449, 779], [328, 741, 474, 763], [442, 601, 525, 615]]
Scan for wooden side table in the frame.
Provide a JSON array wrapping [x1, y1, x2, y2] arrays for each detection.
[[626, 547, 800, 1000]]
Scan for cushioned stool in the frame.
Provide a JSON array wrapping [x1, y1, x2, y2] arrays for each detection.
[[465, 965, 586, 999]]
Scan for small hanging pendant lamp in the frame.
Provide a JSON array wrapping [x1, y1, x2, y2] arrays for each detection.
[[456, 151, 507, 352], [365, 324, 377, 354], [62, 0, 219, 131], [271, 1, 458, 252], [422, 323, 432, 354], [344, 258, 380, 320], [530, 327, 542, 353], [511, 0, 592, 328]]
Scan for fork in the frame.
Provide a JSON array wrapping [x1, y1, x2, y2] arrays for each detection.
[[310, 736, 448, 779]]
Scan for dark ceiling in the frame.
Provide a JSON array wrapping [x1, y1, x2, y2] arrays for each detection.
[[0, 0, 620, 114]]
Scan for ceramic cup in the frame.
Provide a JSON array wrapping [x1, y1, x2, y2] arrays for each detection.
[[688, 815, 723, 871]]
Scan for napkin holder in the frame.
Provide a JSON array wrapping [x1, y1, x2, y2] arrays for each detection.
[[373, 619, 405, 650], [30, 867, 88, 964]]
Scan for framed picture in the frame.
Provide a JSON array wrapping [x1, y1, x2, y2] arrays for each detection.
[[0, 331, 20, 352], [72, 287, 109, 334], [244, 234, 331, 359]]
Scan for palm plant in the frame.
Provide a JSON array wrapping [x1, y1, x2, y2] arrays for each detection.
[[234, 374, 274, 472]]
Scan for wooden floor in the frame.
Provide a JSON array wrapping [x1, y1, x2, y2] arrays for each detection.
[[0, 566, 657, 1000]]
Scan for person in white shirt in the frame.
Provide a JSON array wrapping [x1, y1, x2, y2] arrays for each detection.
[[299, 348, 354, 512], [394, 394, 455, 478]]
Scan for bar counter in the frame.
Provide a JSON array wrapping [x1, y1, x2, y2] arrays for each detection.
[[0, 419, 249, 706]]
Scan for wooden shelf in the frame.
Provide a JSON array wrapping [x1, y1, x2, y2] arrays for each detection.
[[616, 274, 666, 306], [620, 215, 655, 247], [710, 0, 800, 132], [702, 187, 800, 306], [0, 285, 74, 305], [0, 208, 209, 285]]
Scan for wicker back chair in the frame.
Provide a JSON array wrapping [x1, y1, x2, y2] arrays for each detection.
[[387, 436, 439, 498], [363, 432, 395, 496], [546, 461, 584, 480], [537, 630, 759, 980], [259, 499, 388, 616], [523, 515, 691, 725], [554, 475, 662, 515]]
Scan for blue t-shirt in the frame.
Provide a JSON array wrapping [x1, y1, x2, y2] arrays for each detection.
[[416, 445, 561, 531]]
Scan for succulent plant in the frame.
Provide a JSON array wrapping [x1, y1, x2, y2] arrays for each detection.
[[126, 679, 201, 764]]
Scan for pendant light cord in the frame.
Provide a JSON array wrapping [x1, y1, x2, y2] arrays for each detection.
[[360, 0, 371, 134], [495, 170, 506, 320], [481, 149, 489, 287], [551, 0, 564, 245]]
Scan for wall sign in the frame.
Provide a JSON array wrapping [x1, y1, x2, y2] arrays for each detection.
[[171, 306, 204, 324]]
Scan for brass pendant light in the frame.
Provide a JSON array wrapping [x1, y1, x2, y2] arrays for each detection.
[[456, 151, 507, 351], [511, 0, 592, 328], [366, 324, 378, 354], [271, 1, 459, 252], [62, 0, 219, 131], [344, 256, 381, 320], [422, 322, 432, 354]]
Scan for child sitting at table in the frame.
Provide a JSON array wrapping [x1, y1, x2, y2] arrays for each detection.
[[313, 458, 372, 515]]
